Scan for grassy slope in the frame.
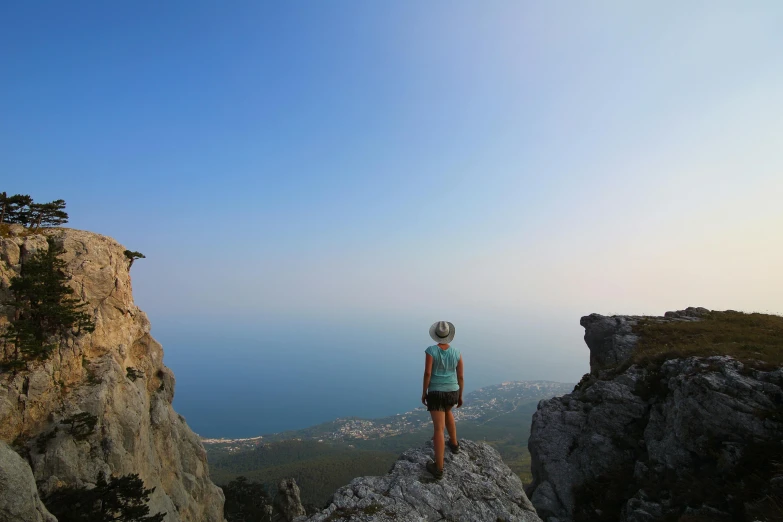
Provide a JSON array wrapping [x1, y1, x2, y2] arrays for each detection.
[[633, 310, 783, 369]]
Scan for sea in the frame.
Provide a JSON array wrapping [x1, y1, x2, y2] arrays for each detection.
[[153, 320, 586, 439]]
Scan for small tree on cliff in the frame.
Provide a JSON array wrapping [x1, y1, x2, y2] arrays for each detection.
[[44, 472, 166, 522], [124, 250, 145, 269], [2, 237, 95, 361]]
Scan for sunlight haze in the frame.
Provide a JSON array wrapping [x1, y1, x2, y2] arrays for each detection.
[[2, 1, 781, 435]]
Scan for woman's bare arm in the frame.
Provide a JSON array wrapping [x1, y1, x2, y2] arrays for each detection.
[[456, 355, 464, 407], [422, 353, 433, 406]]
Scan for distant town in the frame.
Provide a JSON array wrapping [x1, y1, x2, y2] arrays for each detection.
[[202, 380, 574, 452]]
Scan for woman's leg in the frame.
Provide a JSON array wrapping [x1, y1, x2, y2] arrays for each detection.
[[429, 410, 446, 470], [445, 408, 457, 445]]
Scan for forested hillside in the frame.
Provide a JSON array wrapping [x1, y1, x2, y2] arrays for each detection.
[[208, 440, 398, 507], [207, 401, 540, 507]]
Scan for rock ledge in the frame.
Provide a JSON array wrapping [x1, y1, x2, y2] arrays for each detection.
[[528, 308, 783, 522], [303, 439, 541, 522]]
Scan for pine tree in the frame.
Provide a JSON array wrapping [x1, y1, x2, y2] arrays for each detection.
[[3, 237, 95, 361], [44, 472, 166, 522], [0, 193, 69, 230], [0, 192, 7, 224], [5, 194, 34, 225], [29, 199, 69, 230], [124, 250, 146, 269], [223, 476, 273, 522]]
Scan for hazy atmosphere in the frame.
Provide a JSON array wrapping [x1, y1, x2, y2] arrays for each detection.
[[3, 2, 782, 437]]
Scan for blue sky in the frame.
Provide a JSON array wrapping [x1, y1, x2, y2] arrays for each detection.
[[2, 2, 782, 434]]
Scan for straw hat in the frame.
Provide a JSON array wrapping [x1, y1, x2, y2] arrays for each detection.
[[429, 321, 455, 344]]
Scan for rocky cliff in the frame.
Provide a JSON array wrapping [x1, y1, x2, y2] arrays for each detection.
[[0, 228, 225, 521], [528, 307, 783, 522], [0, 440, 56, 522], [301, 439, 542, 522]]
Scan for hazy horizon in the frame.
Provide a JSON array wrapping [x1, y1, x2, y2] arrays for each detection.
[[3, 2, 781, 437]]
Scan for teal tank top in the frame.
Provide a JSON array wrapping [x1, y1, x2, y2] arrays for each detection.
[[425, 345, 461, 392]]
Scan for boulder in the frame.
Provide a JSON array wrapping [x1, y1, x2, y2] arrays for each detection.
[[6, 224, 25, 237], [274, 478, 307, 522]]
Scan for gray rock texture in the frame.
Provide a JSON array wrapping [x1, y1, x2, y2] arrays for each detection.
[[301, 439, 542, 522], [580, 307, 709, 376], [0, 229, 225, 521], [0, 441, 56, 522], [274, 478, 307, 522], [528, 308, 783, 522]]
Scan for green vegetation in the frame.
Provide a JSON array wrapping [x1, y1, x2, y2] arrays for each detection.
[[2, 237, 95, 367], [222, 476, 274, 522], [44, 472, 165, 522], [210, 439, 372, 474], [456, 403, 537, 484], [632, 311, 783, 369], [0, 192, 68, 231], [63, 412, 99, 440], [209, 402, 540, 508], [352, 402, 538, 484], [209, 440, 398, 507], [124, 250, 145, 269]]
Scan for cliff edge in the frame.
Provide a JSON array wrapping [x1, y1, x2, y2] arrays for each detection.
[[528, 307, 783, 522], [0, 228, 225, 521]]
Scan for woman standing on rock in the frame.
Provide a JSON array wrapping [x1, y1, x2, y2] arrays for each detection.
[[421, 320, 464, 479]]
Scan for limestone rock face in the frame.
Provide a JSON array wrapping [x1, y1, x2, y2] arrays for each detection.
[[0, 441, 56, 522], [579, 307, 709, 376], [0, 229, 225, 522], [302, 439, 542, 522], [528, 308, 783, 522], [274, 478, 307, 522]]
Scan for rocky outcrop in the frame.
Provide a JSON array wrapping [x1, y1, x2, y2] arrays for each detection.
[[528, 308, 783, 522], [302, 439, 542, 522], [0, 441, 56, 522], [0, 229, 225, 521], [274, 479, 307, 522], [579, 307, 709, 376]]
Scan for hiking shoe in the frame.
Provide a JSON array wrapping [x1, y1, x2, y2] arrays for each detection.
[[426, 460, 443, 479], [447, 440, 460, 454]]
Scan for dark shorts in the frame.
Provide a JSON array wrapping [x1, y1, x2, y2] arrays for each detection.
[[427, 390, 459, 412]]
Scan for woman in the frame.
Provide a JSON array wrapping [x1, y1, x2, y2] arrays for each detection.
[[421, 320, 464, 479]]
